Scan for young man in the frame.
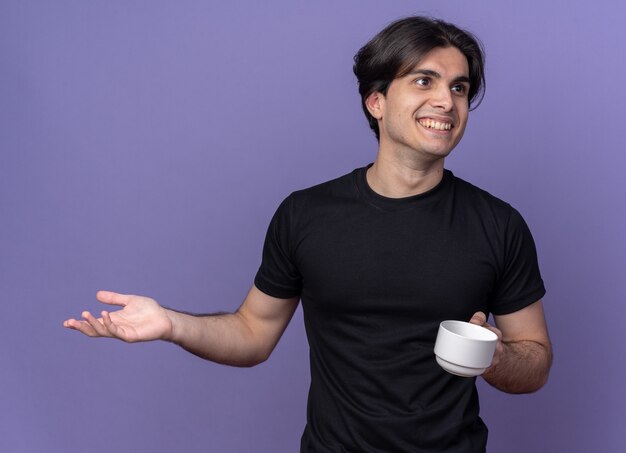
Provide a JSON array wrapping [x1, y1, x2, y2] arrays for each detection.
[[65, 16, 551, 452]]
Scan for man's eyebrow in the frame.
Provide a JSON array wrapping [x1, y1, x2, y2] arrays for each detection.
[[408, 69, 470, 84], [408, 69, 440, 77]]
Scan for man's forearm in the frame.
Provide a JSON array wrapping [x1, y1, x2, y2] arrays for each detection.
[[482, 340, 552, 394], [164, 309, 268, 367]]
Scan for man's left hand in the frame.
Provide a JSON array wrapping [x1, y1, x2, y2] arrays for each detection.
[[468, 311, 503, 370]]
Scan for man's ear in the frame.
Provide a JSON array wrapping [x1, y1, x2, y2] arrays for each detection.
[[365, 91, 385, 120]]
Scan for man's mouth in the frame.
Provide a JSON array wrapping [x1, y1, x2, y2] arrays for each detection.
[[418, 118, 453, 131]]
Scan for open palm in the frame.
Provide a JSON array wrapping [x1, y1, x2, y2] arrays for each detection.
[[63, 291, 173, 343]]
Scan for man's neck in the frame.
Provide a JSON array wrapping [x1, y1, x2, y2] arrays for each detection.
[[366, 154, 445, 198]]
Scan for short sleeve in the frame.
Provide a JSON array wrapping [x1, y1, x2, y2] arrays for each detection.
[[254, 195, 303, 299], [489, 209, 546, 315]]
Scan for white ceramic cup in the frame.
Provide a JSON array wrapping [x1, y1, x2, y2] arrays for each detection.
[[434, 320, 498, 377]]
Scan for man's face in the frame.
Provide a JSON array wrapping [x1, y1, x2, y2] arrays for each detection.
[[369, 46, 470, 163]]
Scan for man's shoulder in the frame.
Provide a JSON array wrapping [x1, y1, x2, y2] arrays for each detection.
[[450, 172, 513, 211], [271, 166, 366, 225], [288, 166, 363, 202], [448, 171, 524, 229]]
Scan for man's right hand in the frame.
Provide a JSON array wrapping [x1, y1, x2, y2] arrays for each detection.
[[64, 286, 299, 367], [63, 291, 173, 343]]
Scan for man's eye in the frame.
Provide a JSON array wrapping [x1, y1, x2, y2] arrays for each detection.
[[451, 84, 468, 94], [415, 78, 430, 87]]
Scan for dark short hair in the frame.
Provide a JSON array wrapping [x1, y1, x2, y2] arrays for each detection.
[[353, 16, 486, 140]]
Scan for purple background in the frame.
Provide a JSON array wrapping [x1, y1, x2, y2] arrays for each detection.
[[2, 1, 625, 451]]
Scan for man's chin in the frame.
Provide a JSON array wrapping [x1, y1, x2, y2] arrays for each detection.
[[419, 146, 456, 160]]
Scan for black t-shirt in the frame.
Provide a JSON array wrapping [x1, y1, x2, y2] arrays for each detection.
[[255, 166, 545, 452]]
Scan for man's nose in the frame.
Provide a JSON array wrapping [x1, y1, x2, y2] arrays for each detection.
[[430, 85, 454, 111]]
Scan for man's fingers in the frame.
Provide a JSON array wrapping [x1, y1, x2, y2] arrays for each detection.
[[468, 312, 502, 339], [82, 311, 111, 337], [63, 318, 100, 337], [96, 291, 131, 307], [102, 311, 135, 342], [469, 311, 487, 326], [101, 311, 121, 337]]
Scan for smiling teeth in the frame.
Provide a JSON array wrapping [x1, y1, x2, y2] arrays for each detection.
[[419, 119, 451, 130]]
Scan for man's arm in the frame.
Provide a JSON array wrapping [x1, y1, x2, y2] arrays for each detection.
[[167, 286, 299, 366], [63, 285, 300, 367], [469, 300, 552, 394]]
